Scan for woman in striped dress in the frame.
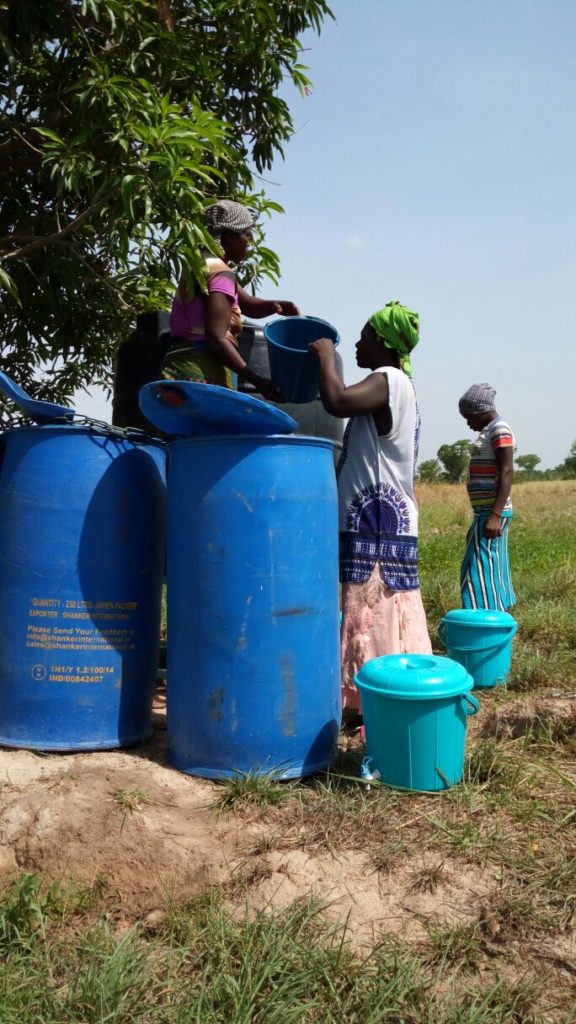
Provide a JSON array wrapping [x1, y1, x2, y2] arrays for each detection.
[[459, 384, 516, 611]]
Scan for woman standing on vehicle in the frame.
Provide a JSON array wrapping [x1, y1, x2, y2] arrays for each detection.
[[163, 200, 299, 398]]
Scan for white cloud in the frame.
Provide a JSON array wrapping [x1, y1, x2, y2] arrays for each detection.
[[344, 235, 365, 249]]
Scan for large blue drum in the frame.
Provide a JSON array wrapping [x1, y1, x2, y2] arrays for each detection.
[[0, 423, 166, 750], [166, 434, 340, 779]]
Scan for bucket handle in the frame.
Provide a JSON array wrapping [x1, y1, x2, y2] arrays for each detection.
[[461, 693, 480, 716], [437, 621, 518, 653]]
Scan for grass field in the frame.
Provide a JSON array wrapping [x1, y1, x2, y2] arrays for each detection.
[[419, 479, 576, 692], [1, 481, 575, 1023]]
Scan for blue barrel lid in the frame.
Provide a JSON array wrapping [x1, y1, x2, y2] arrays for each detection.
[[355, 654, 472, 700], [0, 370, 75, 424], [440, 609, 517, 629], [139, 380, 297, 437]]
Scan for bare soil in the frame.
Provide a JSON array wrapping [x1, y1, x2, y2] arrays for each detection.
[[1, 690, 575, 963]]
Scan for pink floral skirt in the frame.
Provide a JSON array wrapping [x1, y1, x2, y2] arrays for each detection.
[[341, 564, 432, 712]]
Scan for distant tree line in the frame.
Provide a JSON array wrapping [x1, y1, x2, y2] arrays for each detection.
[[418, 440, 576, 483]]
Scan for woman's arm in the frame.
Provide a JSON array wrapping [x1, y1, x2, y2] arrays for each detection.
[[483, 447, 514, 538], [205, 292, 279, 398], [237, 285, 299, 319], [309, 338, 388, 417]]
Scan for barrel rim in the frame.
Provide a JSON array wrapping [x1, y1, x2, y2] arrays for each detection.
[[166, 433, 338, 450], [0, 423, 165, 447]]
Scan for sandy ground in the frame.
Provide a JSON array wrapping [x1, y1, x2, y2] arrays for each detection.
[[0, 693, 574, 954]]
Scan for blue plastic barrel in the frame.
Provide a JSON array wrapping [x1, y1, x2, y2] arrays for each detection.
[[437, 609, 518, 689], [166, 433, 341, 779], [0, 424, 166, 750], [355, 654, 478, 791], [264, 316, 340, 404]]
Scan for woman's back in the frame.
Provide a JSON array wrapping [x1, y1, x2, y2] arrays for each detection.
[[169, 256, 241, 344]]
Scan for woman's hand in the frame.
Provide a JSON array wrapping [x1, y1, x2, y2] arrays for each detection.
[[483, 513, 504, 539], [251, 373, 284, 402], [272, 300, 300, 316], [309, 338, 336, 362]]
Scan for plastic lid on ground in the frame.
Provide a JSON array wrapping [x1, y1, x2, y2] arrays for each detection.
[[355, 654, 472, 700], [139, 380, 298, 437], [440, 609, 517, 628]]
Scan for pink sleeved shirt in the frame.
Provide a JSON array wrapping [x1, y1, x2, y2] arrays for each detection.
[[169, 257, 241, 344]]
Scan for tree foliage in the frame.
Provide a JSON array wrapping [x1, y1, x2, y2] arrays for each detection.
[[555, 440, 576, 479], [417, 458, 442, 483], [515, 453, 541, 477], [437, 440, 472, 483], [0, 0, 333, 403]]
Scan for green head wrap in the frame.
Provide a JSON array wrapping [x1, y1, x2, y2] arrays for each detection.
[[368, 301, 420, 377]]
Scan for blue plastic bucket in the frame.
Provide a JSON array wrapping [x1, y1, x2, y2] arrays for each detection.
[[264, 316, 340, 404], [355, 654, 478, 791], [437, 609, 518, 689], [166, 432, 341, 779], [0, 424, 166, 750]]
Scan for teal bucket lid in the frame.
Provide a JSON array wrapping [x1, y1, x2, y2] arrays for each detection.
[[355, 654, 472, 701], [440, 609, 517, 630]]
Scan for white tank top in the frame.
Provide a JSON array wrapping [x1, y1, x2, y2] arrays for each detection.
[[336, 367, 421, 589]]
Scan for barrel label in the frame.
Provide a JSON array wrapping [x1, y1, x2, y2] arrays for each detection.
[[25, 596, 139, 659], [43, 665, 114, 685]]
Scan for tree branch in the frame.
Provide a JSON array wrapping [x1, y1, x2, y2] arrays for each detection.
[[68, 245, 129, 308], [10, 128, 44, 156], [1, 183, 113, 262]]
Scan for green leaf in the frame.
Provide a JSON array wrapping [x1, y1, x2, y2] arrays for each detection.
[[0, 267, 21, 304], [121, 174, 136, 219], [32, 127, 65, 145]]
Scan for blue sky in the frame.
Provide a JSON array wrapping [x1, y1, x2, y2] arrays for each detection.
[[260, 0, 576, 469], [81, 0, 575, 468]]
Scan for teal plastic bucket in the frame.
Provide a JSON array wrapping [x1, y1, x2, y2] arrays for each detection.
[[264, 316, 340, 404], [355, 654, 478, 792], [437, 609, 518, 689]]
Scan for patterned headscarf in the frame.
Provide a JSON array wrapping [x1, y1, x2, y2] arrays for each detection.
[[368, 301, 420, 377], [204, 200, 254, 241], [459, 384, 497, 416]]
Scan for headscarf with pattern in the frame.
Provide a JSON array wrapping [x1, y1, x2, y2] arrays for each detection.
[[458, 383, 497, 415], [368, 301, 420, 376], [204, 200, 254, 241]]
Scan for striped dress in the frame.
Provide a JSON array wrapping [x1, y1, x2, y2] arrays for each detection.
[[461, 417, 516, 611]]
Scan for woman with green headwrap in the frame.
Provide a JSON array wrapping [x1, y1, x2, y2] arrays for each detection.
[[310, 302, 431, 726]]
